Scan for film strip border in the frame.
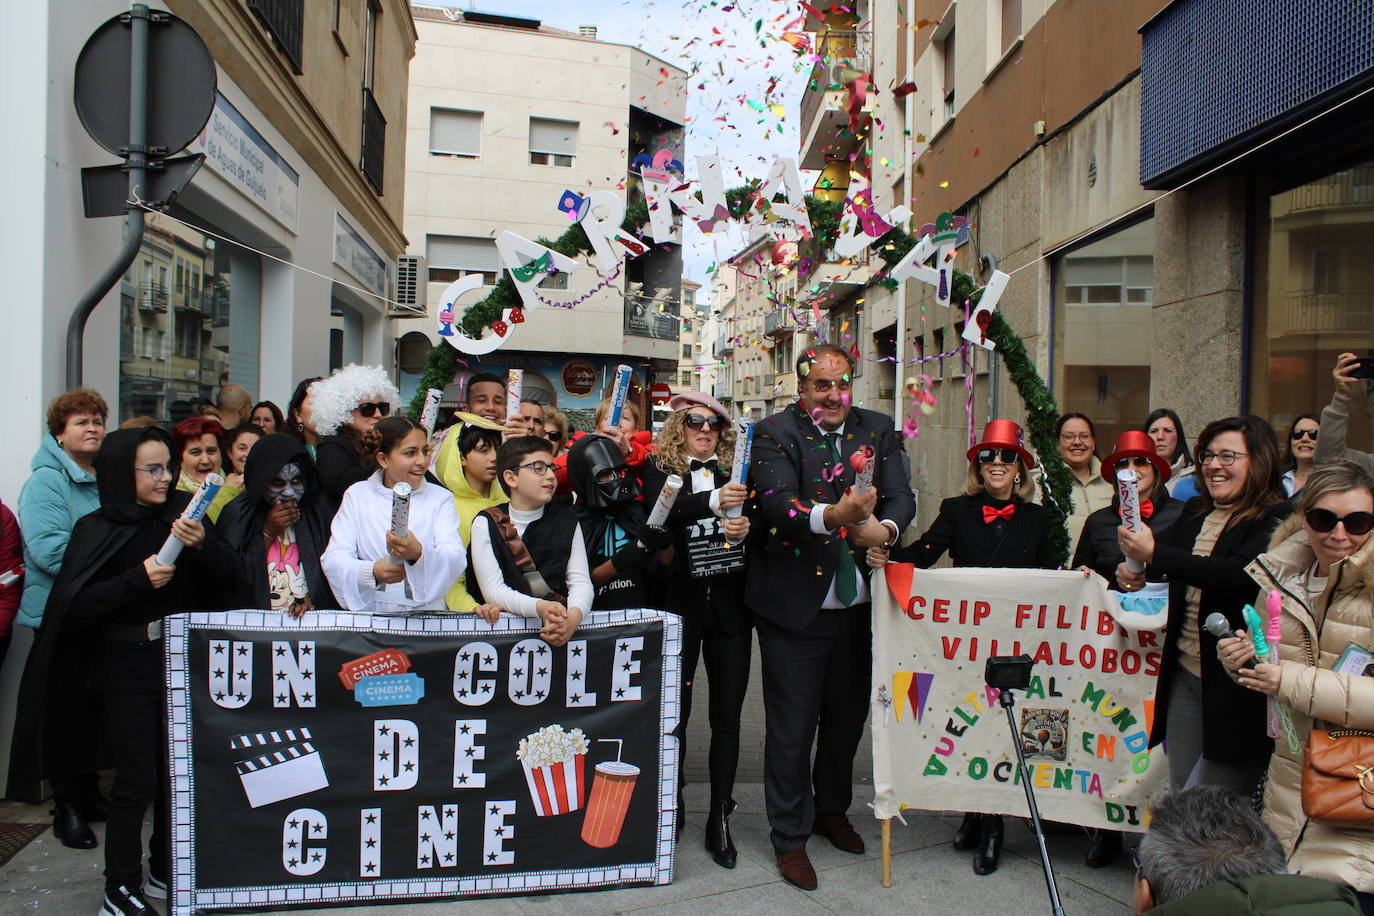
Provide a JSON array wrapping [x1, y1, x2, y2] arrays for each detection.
[[191, 864, 663, 907], [182, 607, 677, 636], [164, 613, 199, 916], [656, 613, 681, 887]]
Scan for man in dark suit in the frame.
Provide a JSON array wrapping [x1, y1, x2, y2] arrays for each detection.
[[746, 343, 916, 890]]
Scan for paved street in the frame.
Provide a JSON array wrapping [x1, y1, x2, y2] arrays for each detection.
[[0, 781, 1135, 914]]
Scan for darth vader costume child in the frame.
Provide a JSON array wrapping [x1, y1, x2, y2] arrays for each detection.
[[13, 427, 238, 915], [565, 434, 670, 610], [217, 433, 339, 614]]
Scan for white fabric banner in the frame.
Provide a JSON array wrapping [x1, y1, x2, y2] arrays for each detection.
[[871, 566, 1170, 832]]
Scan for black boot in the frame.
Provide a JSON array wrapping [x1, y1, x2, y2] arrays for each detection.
[[52, 802, 97, 850], [952, 811, 982, 850], [972, 814, 1003, 875], [704, 799, 737, 868], [1085, 828, 1122, 868]]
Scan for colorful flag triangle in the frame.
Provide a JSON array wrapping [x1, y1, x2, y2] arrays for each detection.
[[892, 671, 913, 721]]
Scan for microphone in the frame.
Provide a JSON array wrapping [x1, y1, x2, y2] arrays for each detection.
[[1204, 612, 1255, 669]]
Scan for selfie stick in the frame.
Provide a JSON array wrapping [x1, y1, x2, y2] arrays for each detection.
[[155, 473, 223, 566], [1116, 467, 1145, 573], [991, 658, 1065, 916]]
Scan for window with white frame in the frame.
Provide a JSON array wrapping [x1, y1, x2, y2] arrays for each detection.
[[426, 235, 500, 286], [430, 108, 481, 158], [940, 27, 957, 120], [529, 118, 578, 167]]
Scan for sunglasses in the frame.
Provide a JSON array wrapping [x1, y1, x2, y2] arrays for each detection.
[[1114, 456, 1153, 470], [1291, 428, 1318, 441], [357, 402, 391, 418], [976, 449, 1019, 465], [684, 413, 727, 431], [1305, 508, 1374, 536]]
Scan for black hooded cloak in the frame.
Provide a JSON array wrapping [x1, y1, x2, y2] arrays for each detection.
[[217, 434, 339, 610]]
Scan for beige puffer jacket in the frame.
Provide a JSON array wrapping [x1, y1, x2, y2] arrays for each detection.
[[1246, 514, 1374, 893]]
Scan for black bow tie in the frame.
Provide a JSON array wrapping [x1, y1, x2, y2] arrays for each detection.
[[689, 458, 718, 471]]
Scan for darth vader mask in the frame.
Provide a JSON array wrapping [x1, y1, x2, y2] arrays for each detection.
[[265, 462, 306, 505], [567, 435, 640, 509]]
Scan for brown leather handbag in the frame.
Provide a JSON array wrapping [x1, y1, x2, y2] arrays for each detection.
[[1301, 728, 1374, 826]]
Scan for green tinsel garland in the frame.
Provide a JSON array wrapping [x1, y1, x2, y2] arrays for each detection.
[[953, 270, 1074, 567]]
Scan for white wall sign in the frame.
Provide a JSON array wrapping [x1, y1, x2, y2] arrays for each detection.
[[334, 215, 388, 297], [189, 94, 300, 232]]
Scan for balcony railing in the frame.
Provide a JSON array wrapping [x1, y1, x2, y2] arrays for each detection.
[[800, 29, 872, 131], [247, 0, 304, 74], [361, 87, 387, 193], [137, 283, 169, 312], [624, 294, 681, 341], [764, 307, 790, 337], [1285, 168, 1374, 213], [174, 284, 212, 313], [1275, 288, 1374, 337], [713, 335, 735, 359]]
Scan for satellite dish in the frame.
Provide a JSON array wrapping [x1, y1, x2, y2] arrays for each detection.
[[73, 9, 216, 158]]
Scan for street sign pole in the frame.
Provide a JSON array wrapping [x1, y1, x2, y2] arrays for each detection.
[[67, 4, 150, 391]]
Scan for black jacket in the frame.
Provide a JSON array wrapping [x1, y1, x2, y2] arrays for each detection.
[[1071, 491, 1185, 588], [641, 458, 752, 634], [9, 428, 238, 797], [315, 431, 374, 504], [1148, 498, 1289, 761], [216, 434, 339, 610], [468, 501, 579, 605], [746, 403, 917, 631], [892, 492, 1054, 570]]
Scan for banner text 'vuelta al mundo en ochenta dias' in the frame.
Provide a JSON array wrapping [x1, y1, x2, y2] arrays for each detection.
[[164, 609, 680, 913], [872, 566, 1169, 832]]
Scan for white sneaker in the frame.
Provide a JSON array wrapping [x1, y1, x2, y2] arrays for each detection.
[[145, 874, 167, 899]]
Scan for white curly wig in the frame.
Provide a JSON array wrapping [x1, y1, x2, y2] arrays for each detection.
[[308, 364, 401, 436]]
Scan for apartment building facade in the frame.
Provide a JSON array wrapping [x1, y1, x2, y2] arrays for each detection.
[[394, 7, 688, 424], [794, 0, 1374, 535], [4, 0, 418, 500]]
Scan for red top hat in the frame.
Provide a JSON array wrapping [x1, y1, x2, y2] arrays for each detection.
[[1103, 430, 1172, 484], [966, 419, 1036, 469]]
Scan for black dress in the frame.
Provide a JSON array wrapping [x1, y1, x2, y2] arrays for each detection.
[[642, 458, 753, 803]]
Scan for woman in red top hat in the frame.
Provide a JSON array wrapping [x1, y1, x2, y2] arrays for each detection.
[[1068, 429, 1184, 868], [867, 419, 1054, 875]]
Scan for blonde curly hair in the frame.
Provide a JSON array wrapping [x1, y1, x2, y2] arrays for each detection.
[[652, 408, 737, 477], [308, 364, 400, 436]]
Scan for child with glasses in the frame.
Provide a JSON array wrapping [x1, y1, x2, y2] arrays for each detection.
[[322, 417, 465, 613], [468, 436, 592, 645]]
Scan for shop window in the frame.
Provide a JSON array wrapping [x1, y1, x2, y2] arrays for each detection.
[[1250, 159, 1374, 448], [1053, 216, 1154, 446]]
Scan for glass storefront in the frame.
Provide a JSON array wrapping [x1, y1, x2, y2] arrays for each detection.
[[119, 211, 261, 425], [1251, 159, 1374, 450], [1053, 216, 1155, 446]]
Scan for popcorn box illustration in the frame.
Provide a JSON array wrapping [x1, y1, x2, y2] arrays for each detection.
[[517, 724, 588, 816]]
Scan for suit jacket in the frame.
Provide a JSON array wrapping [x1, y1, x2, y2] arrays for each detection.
[[893, 493, 1054, 570], [746, 403, 916, 631], [1149, 499, 1289, 762], [641, 458, 751, 634]]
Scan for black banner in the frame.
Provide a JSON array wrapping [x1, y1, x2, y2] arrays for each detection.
[[166, 609, 680, 912]]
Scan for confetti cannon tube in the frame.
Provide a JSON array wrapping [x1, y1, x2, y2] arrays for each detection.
[[388, 482, 412, 565], [850, 446, 876, 494], [419, 388, 442, 435], [638, 474, 681, 548], [1116, 468, 1145, 573], [726, 419, 754, 519], [607, 365, 633, 428], [155, 473, 223, 566], [505, 369, 524, 420]]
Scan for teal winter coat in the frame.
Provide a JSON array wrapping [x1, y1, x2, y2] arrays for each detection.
[[16, 435, 99, 628]]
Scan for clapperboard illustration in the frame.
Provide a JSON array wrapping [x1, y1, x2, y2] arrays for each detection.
[[684, 518, 745, 578], [231, 728, 330, 808]]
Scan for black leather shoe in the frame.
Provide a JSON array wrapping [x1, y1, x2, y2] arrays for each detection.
[[52, 803, 97, 850], [972, 815, 1003, 875], [952, 811, 982, 850], [1085, 829, 1122, 868], [704, 798, 737, 868]]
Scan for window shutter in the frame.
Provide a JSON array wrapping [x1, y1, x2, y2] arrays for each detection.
[[1001, 0, 1022, 50], [425, 235, 499, 273], [943, 30, 956, 97], [529, 118, 578, 156], [430, 109, 481, 156]]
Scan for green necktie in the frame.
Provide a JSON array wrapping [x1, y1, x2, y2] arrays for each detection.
[[828, 433, 859, 605]]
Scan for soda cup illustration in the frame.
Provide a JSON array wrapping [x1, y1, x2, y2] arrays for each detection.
[[580, 739, 639, 849]]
